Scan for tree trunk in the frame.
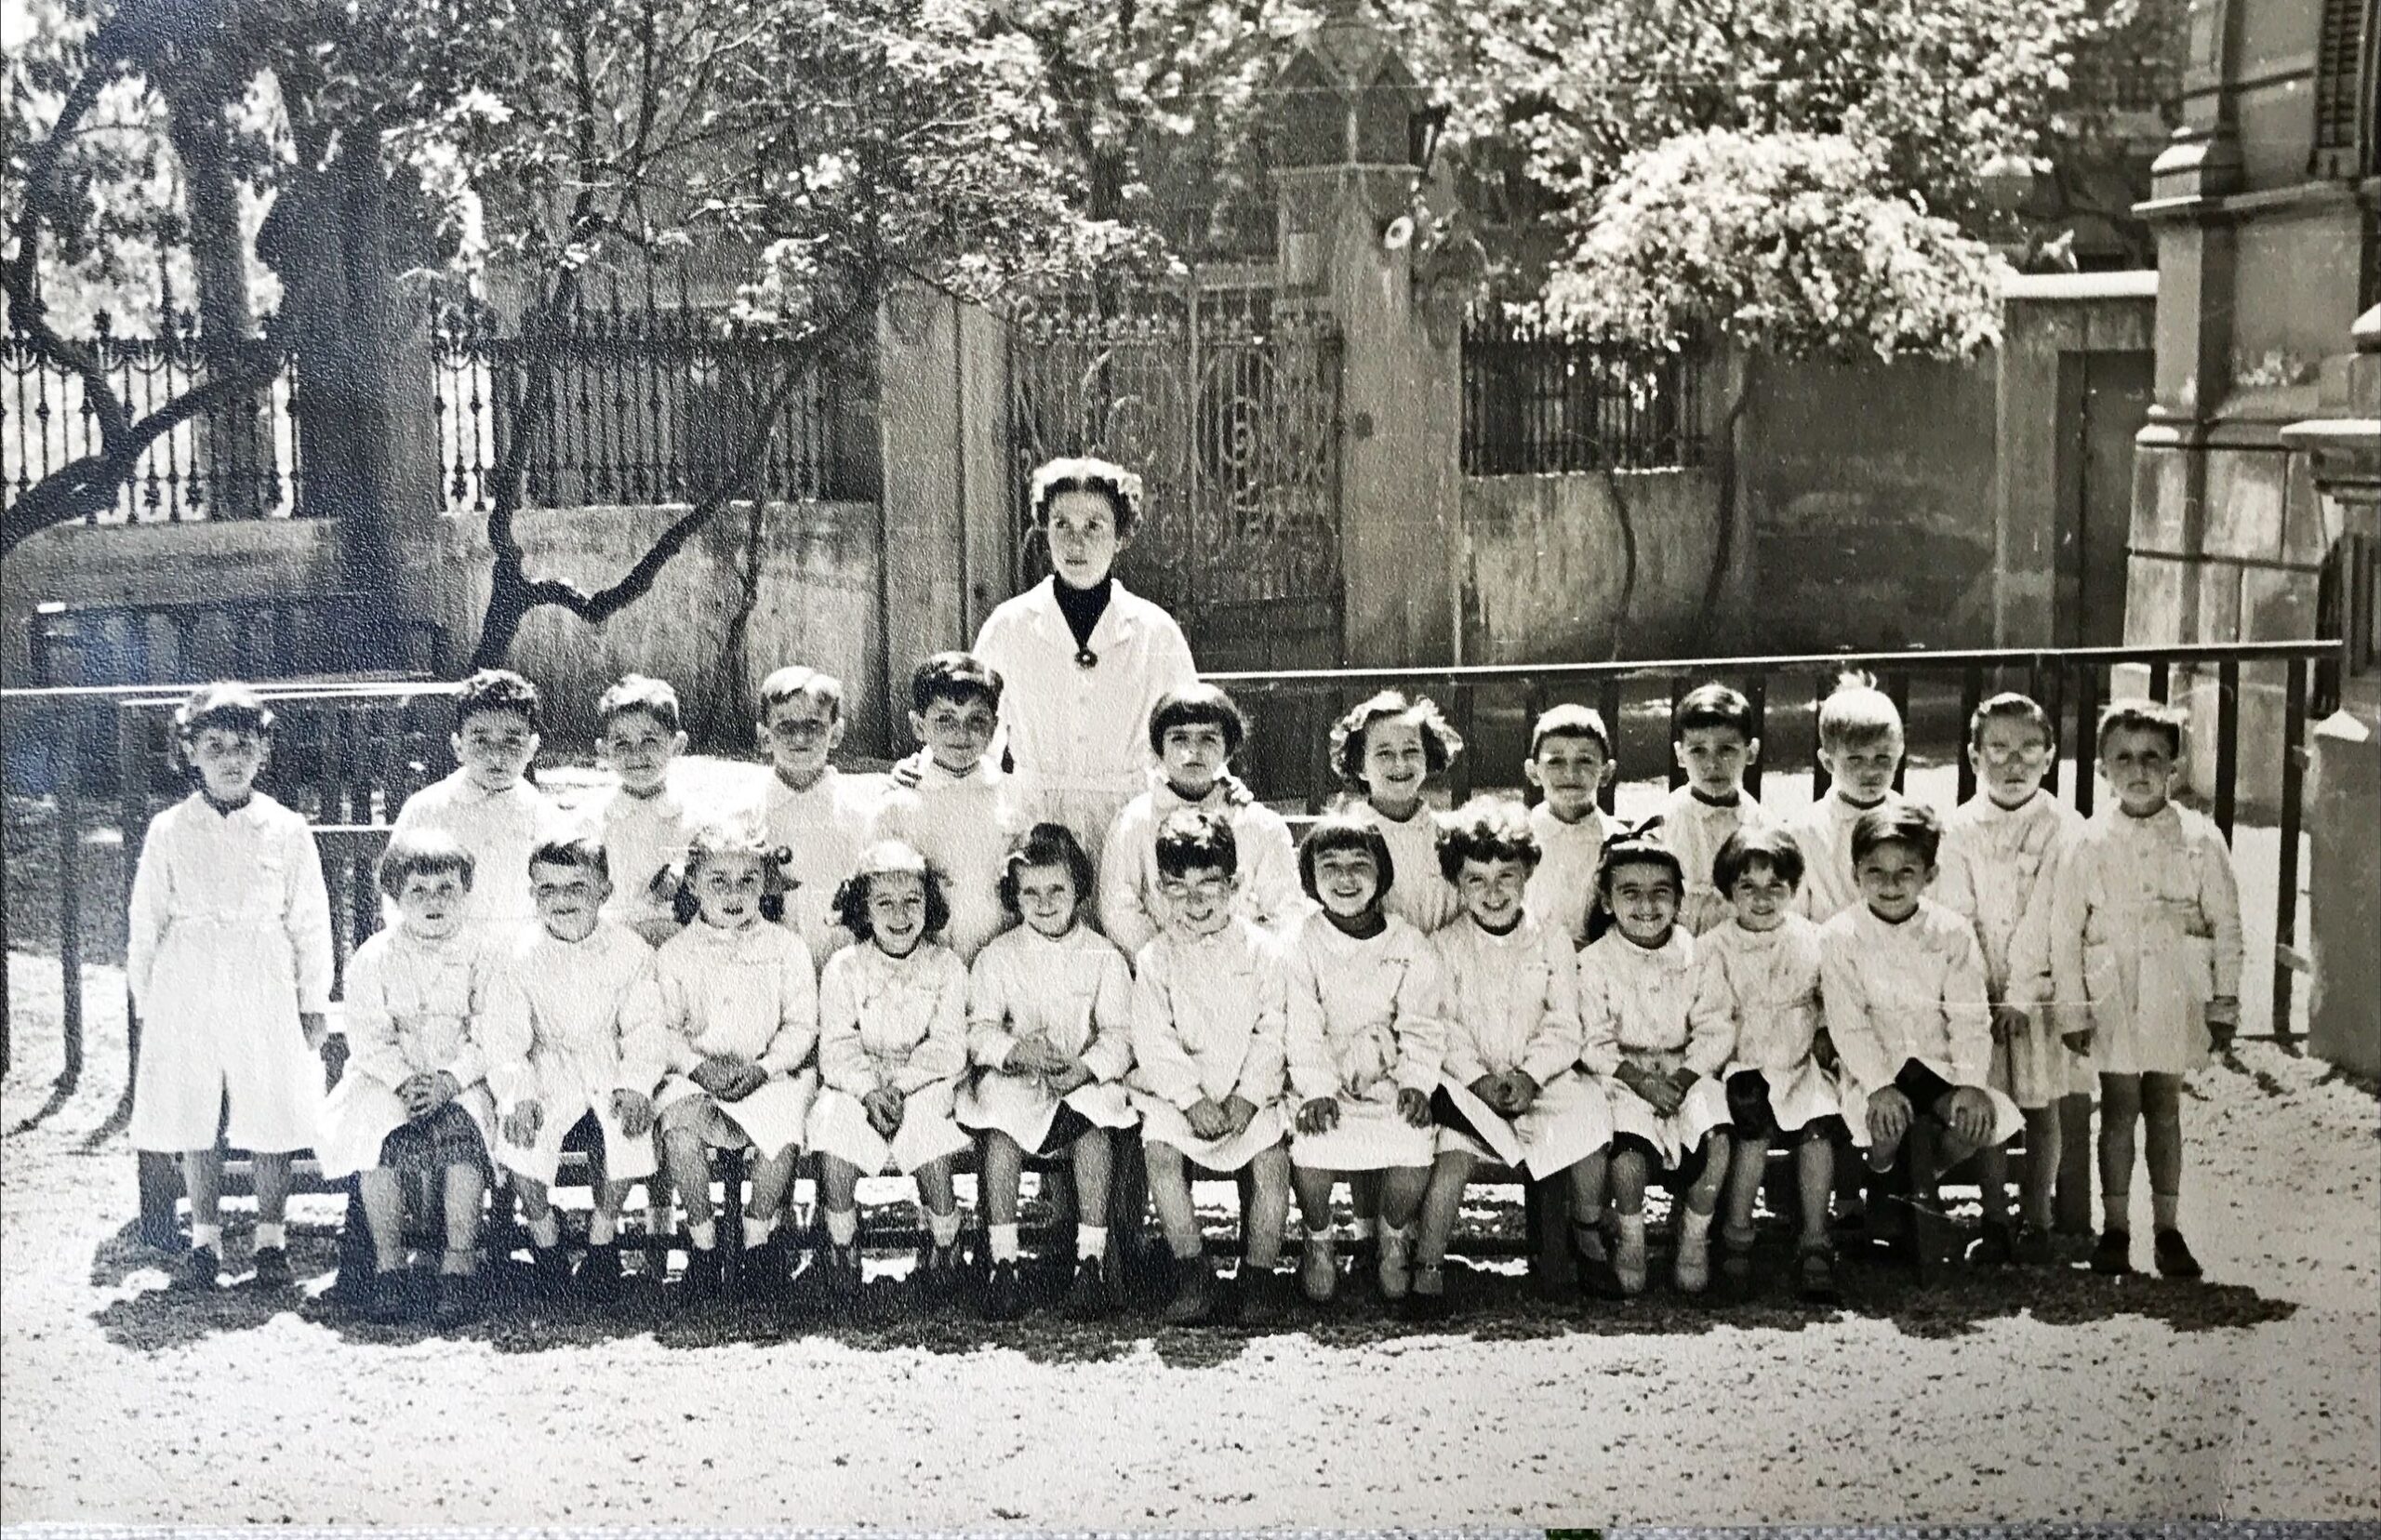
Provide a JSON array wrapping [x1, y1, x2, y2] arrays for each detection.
[[1696, 352, 1759, 644], [162, 81, 270, 520]]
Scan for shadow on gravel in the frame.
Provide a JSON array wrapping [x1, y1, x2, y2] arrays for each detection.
[[86, 1215, 2296, 1361]]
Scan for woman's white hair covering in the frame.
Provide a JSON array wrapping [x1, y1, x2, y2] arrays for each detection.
[[1028, 456, 1145, 534]]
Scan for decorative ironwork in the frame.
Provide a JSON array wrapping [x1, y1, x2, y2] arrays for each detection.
[[2, 309, 300, 524], [1462, 312, 1709, 476], [1006, 283, 1344, 634], [432, 281, 867, 514]]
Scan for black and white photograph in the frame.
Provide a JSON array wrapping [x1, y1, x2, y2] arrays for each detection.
[[2, 0, 2377, 1525]]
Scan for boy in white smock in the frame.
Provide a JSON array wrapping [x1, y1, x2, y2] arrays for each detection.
[[1522, 704, 1616, 946], [752, 665, 885, 973], [1783, 671, 1906, 923], [590, 674, 703, 947], [1657, 684, 1771, 936], [392, 670, 570, 933], [872, 653, 1030, 963]]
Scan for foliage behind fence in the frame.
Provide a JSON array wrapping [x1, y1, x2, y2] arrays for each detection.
[[1462, 313, 1710, 476]]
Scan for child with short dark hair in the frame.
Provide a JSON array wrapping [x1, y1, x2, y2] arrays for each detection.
[[1785, 671, 1907, 922], [129, 682, 335, 1293], [393, 669, 569, 931], [874, 653, 1031, 962], [319, 831, 496, 1324], [1130, 809, 1297, 1324], [1820, 804, 2023, 1267], [1934, 692, 2086, 1263], [2052, 701, 2241, 1280], [962, 823, 1138, 1321], [481, 836, 669, 1296], [592, 673, 702, 947], [1417, 798, 1613, 1313], [1522, 704, 1616, 946], [1282, 812, 1451, 1305], [1659, 684, 1769, 935], [752, 665, 885, 974], [650, 820, 820, 1305], [1329, 690, 1467, 936], [1096, 683, 1307, 955], [805, 841, 974, 1311], [1691, 826, 1841, 1301], [1576, 829, 1735, 1296]]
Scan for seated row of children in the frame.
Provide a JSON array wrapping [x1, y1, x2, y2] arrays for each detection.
[[126, 653, 2244, 1330]]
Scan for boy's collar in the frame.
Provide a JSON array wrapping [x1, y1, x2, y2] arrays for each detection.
[[772, 763, 831, 794], [1686, 786, 1740, 808], [1538, 800, 1603, 829]]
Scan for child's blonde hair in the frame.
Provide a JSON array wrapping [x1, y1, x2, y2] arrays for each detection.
[[1329, 689, 1465, 787], [598, 673, 683, 735], [1816, 670, 1904, 750], [174, 681, 274, 742], [758, 665, 844, 722], [682, 818, 784, 887]]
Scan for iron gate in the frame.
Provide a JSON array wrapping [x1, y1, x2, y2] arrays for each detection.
[[1005, 284, 1345, 671]]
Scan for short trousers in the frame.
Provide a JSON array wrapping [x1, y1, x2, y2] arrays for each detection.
[[1727, 1071, 1847, 1147], [1612, 1130, 1716, 1184], [1031, 1102, 1101, 1159], [378, 1101, 493, 1179], [1894, 1058, 1959, 1121]]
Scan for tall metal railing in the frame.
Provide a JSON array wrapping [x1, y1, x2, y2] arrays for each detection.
[[1462, 313, 1709, 476], [1209, 639, 2339, 1041]]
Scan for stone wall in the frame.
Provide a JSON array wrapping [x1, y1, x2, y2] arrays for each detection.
[[1459, 468, 1725, 661]]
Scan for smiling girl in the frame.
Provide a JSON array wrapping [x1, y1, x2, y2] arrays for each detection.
[[806, 841, 975, 1312], [1331, 690, 1466, 936], [129, 683, 335, 1294], [960, 823, 1137, 1320], [650, 821, 820, 1305], [965, 458, 1199, 864]]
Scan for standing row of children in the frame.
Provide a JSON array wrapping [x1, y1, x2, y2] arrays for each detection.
[[129, 643, 2245, 1329]]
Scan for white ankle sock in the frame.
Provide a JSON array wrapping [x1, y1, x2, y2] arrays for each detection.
[[1350, 1216, 1376, 1241], [744, 1214, 778, 1249], [825, 1208, 858, 1246], [192, 1223, 224, 1253], [587, 1212, 619, 1246], [254, 1222, 286, 1252], [527, 1214, 561, 1249], [1076, 1224, 1106, 1261], [687, 1220, 717, 1251], [1681, 1208, 1713, 1246], [925, 1207, 963, 1248], [989, 1223, 1021, 1263]]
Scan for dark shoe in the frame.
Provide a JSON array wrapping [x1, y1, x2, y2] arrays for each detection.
[[821, 1244, 864, 1314], [250, 1245, 294, 1290], [1719, 1230, 1757, 1295], [2153, 1227, 2204, 1280], [576, 1241, 624, 1303], [1965, 1219, 2016, 1267], [531, 1243, 574, 1296], [1061, 1256, 1113, 1321], [1234, 1265, 1290, 1327], [431, 1272, 480, 1328], [1573, 1225, 1623, 1302], [360, 1268, 413, 1325], [1161, 1255, 1217, 1325], [1407, 1263, 1450, 1321], [982, 1259, 1026, 1322], [2011, 1223, 2055, 1266], [2090, 1228, 2135, 1276], [173, 1244, 224, 1293], [1796, 1241, 1839, 1305], [679, 1245, 725, 1307]]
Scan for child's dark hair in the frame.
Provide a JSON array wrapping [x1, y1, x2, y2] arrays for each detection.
[[1147, 683, 1247, 759], [1298, 810, 1396, 902], [758, 664, 844, 723], [1595, 826, 1685, 896], [1529, 703, 1613, 760], [1670, 683, 1755, 742], [1435, 795, 1540, 882], [832, 840, 952, 943], [1850, 803, 1943, 868], [1028, 455, 1144, 537], [455, 668, 541, 733], [528, 833, 608, 880], [1713, 825, 1806, 896], [1816, 670, 1903, 750], [1969, 691, 2056, 753], [173, 681, 276, 743], [597, 673, 683, 736], [2095, 698, 2186, 760], [683, 819, 783, 889], [996, 822, 1096, 920], [1154, 808, 1239, 880], [1329, 689, 1464, 787], [376, 830, 476, 899], [910, 651, 1004, 716]]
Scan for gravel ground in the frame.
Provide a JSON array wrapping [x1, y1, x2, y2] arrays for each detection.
[[3, 950, 2374, 1528]]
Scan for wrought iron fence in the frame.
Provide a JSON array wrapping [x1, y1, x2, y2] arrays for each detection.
[[1, 312, 303, 524], [432, 291, 866, 514], [1208, 639, 2340, 1042], [1462, 313, 1709, 475]]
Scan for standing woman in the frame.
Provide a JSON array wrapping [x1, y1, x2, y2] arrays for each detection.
[[970, 457, 1199, 867]]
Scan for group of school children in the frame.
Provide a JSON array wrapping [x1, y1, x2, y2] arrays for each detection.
[[124, 459, 2247, 1334]]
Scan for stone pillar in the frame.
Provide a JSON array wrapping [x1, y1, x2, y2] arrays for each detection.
[[2282, 306, 2381, 1073], [1269, 7, 1461, 667], [874, 283, 1010, 756]]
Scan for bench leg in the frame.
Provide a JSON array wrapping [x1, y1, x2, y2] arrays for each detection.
[[138, 1150, 183, 1251], [716, 1150, 746, 1285], [1107, 1127, 1151, 1264]]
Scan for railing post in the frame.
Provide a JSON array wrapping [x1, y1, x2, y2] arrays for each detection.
[[53, 714, 83, 1088], [2074, 662, 2102, 817], [2215, 657, 2241, 843], [1956, 664, 1985, 804], [2274, 657, 2308, 1042], [1597, 678, 1623, 815]]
